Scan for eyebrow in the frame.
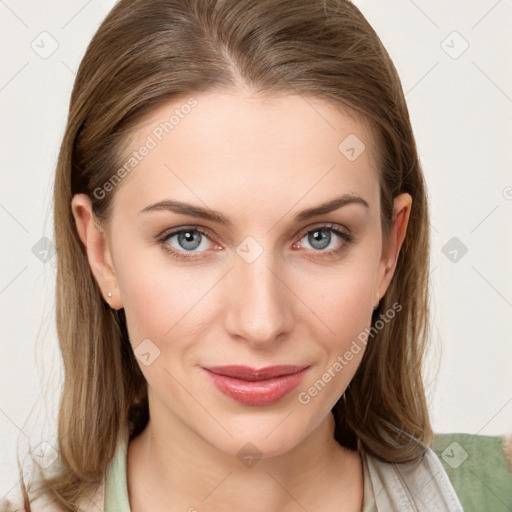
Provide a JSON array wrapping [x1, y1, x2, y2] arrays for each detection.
[[138, 193, 369, 226]]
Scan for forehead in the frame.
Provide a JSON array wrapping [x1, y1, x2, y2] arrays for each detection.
[[110, 89, 380, 220]]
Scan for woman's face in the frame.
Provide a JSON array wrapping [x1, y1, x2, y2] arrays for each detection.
[[74, 89, 410, 458]]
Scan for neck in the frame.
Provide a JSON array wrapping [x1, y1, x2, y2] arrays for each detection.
[[127, 405, 363, 512]]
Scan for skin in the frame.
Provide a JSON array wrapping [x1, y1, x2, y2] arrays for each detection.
[[72, 89, 411, 512]]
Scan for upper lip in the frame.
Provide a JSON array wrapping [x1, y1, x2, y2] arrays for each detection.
[[204, 365, 309, 381]]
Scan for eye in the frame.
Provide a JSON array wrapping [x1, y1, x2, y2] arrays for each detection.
[[157, 227, 218, 261], [293, 223, 352, 258], [156, 223, 352, 261]]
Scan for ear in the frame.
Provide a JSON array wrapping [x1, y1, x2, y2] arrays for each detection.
[[71, 194, 122, 309], [374, 193, 412, 306]]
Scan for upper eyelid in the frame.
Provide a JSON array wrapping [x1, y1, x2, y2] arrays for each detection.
[[298, 222, 349, 236]]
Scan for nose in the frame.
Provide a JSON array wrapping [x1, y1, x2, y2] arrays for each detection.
[[224, 242, 295, 350]]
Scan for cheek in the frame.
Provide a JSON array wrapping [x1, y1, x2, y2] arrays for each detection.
[[294, 258, 377, 338], [115, 250, 223, 366], [114, 245, 197, 345], [293, 272, 376, 413], [295, 266, 377, 398]]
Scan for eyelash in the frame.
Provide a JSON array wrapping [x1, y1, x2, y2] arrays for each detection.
[[155, 223, 353, 262]]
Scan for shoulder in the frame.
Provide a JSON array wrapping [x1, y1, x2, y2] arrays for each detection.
[[431, 432, 512, 511]]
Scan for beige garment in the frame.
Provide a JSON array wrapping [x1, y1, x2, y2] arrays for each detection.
[[358, 440, 463, 511]]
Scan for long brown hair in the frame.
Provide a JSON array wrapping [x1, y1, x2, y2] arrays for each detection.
[[12, 0, 433, 509]]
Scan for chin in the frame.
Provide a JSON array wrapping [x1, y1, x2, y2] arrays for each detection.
[[204, 413, 316, 462]]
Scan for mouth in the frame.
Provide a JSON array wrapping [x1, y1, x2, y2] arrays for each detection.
[[202, 365, 310, 406]]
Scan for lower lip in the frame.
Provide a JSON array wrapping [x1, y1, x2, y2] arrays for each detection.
[[203, 367, 309, 406]]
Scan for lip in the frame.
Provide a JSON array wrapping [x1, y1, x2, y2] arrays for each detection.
[[202, 365, 310, 406]]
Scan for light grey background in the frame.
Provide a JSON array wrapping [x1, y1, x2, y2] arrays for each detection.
[[1, 0, 511, 500]]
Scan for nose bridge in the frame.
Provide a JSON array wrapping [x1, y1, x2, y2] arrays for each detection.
[[225, 236, 293, 346]]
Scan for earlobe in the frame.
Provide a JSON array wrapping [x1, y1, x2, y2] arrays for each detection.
[[71, 194, 121, 309]]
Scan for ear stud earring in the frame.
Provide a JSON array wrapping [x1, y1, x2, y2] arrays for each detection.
[[108, 292, 112, 298]]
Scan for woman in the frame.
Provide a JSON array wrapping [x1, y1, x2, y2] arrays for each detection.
[[5, 0, 504, 510]]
